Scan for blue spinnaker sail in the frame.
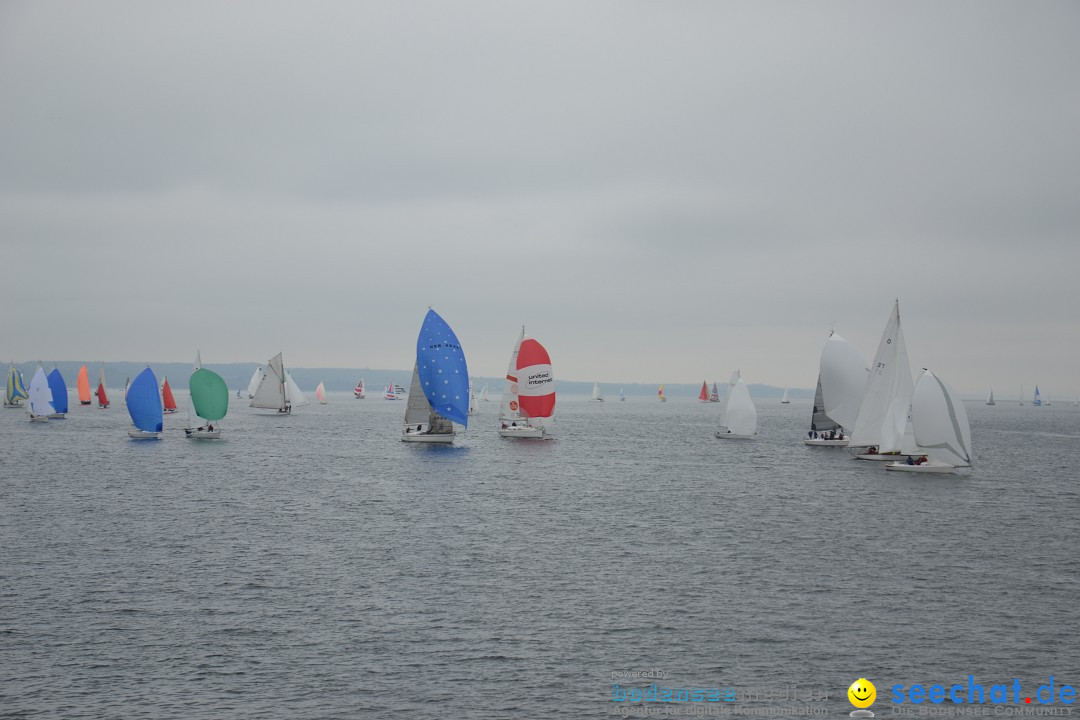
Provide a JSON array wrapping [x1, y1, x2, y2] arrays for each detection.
[[127, 367, 163, 432], [47, 369, 68, 414], [416, 308, 470, 426]]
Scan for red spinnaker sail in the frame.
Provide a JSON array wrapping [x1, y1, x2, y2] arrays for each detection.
[[162, 378, 177, 411], [699, 381, 709, 402], [96, 382, 109, 407], [516, 338, 555, 418]]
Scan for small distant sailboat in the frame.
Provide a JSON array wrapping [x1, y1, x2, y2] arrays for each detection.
[[658, 384, 666, 402], [986, 386, 995, 405], [619, 387, 626, 402], [316, 381, 327, 404], [76, 364, 92, 405], [716, 370, 757, 439], [1033, 386, 1042, 407], [122, 377, 130, 405], [5, 362, 28, 408], [780, 387, 790, 404], [468, 380, 476, 415], [709, 382, 720, 402], [385, 383, 397, 400], [27, 366, 54, 422], [47, 367, 68, 418], [402, 308, 469, 443], [1045, 392, 1051, 406], [354, 378, 365, 399], [126, 367, 163, 439], [480, 384, 490, 402], [699, 381, 709, 403], [885, 369, 973, 473], [246, 366, 262, 399], [1019, 385, 1024, 406], [498, 327, 555, 439], [592, 381, 604, 402], [250, 353, 306, 413], [186, 367, 228, 439], [161, 377, 179, 413], [96, 365, 110, 409]]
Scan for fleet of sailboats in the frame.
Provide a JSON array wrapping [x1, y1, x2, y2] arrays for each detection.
[[402, 309, 469, 443], [498, 327, 555, 439]]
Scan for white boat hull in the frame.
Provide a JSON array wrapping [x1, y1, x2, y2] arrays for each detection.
[[498, 425, 547, 439], [164, 409, 178, 414], [402, 430, 455, 444], [855, 452, 911, 462], [185, 428, 222, 439], [29, 415, 49, 423], [715, 431, 757, 440], [128, 429, 162, 440], [804, 438, 848, 447], [884, 461, 963, 473]]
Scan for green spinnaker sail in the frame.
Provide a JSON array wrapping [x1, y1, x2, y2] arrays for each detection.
[[189, 368, 229, 422]]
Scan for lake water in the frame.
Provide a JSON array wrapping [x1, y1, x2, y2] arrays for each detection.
[[2, 393, 1078, 718]]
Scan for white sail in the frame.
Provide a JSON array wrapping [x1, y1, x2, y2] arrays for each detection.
[[316, 381, 327, 404], [780, 387, 790, 403], [909, 369, 973, 467], [468, 379, 476, 415], [246, 366, 262, 398], [28, 366, 54, 418], [986, 387, 995, 405], [720, 370, 757, 436], [250, 354, 287, 410], [284, 369, 309, 406], [499, 328, 525, 423], [849, 301, 914, 452], [592, 381, 603, 401], [194, 350, 202, 371], [402, 360, 453, 434], [480, 384, 489, 401], [818, 331, 869, 431]]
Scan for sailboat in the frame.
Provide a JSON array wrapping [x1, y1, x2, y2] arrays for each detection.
[[1033, 386, 1042, 406], [709, 382, 720, 402], [185, 367, 228, 439], [354, 378, 365, 399], [805, 331, 868, 447], [246, 366, 262, 399], [47, 367, 68, 418], [780, 387, 790, 404], [193, 350, 202, 370], [715, 370, 757, 439], [384, 383, 397, 400], [619, 387, 626, 402], [122, 377, 130, 405], [885, 369, 973, 473], [126, 367, 163, 439], [498, 327, 555, 439], [986, 387, 995, 405], [849, 301, 915, 461], [468, 380, 477, 415], [76, 364, 92, 405], [5, 362, 28, 408], [480, 384, 490, 402], [316, 381, 327, 404], [1019, 385, 1024, 406], [592, 381, 604, 402], [658, 384, 666, 402], [402, 308, 469, 443], [699, 381, 709, 403], [249, 353, 304, 413], [27, 366, 54, 422], [96, 365, 110, 408], [161, 377, 179, 413]]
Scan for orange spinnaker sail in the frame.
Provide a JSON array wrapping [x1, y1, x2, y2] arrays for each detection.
[[162, 378, 177, 411], [77, 364, 92, 404]]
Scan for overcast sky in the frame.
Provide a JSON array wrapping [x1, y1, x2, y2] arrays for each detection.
[[2, 1, 1077, 397]]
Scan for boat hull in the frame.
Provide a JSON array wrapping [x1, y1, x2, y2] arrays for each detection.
[[855, 452, 911, 462], [715, 431, 756, 440], [4, 401, 24, 408], [163, 409, 178, 414], [498, 425, 547, 439], [804, 438, 848, 447], [401, 431, 454, 444], [47, 413, 66, 419], [29, 415, 49, 423], [185, 428, 222, 440], [884, 462, 962, 473], [127, 429, 162, 440]]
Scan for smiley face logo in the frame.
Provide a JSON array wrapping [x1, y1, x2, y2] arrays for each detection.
[[848, 678, 876, 709]]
